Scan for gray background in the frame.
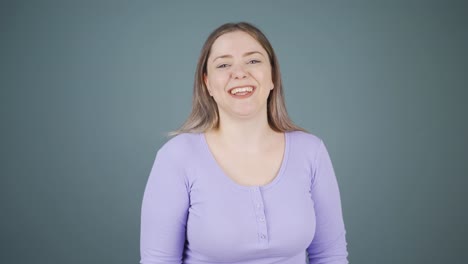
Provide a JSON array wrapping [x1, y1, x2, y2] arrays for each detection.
[[1, 0, 467, 263]]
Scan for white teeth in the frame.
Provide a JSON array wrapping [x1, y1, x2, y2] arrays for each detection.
[[230, 86, 253, 94]]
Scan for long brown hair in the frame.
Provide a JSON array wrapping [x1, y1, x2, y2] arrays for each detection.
[[167, 22, 307, 137]]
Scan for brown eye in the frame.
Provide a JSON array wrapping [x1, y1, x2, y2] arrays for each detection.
[[216, 64, 229, 69]]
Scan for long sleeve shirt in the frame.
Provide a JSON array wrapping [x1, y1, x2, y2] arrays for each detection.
[[140, 130, 348, 264]]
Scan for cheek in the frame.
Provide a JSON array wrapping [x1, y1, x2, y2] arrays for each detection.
[[253, 68, 273, 86], [210, 73, 229, 89]]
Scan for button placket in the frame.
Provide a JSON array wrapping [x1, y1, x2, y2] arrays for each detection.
[[250, 186, 268, 245]]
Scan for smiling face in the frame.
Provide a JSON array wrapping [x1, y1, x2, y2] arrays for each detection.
[[204, 31, 274, 120]]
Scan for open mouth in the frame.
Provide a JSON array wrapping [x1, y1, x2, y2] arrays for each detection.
[[228, 86, 256, 98]]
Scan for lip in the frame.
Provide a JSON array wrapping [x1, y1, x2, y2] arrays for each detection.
[[227, 85, 256, 94]]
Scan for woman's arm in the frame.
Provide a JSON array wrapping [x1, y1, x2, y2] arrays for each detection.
[[140, 146, 189, 264], [307, 140, 349, 264]]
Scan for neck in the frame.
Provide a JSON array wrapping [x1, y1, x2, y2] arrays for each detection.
[[210, 107, 276, 152]]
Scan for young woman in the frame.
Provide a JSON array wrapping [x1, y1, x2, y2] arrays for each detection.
[[140, 22, 349, 264]]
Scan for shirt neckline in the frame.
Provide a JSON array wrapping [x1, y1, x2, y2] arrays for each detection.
[[199, 131, 291, 191]]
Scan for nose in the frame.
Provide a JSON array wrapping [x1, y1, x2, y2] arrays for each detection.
[[230, 64, 248, 79]]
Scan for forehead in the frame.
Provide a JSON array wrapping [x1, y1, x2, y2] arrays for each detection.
[[209, 31, 267, 57]]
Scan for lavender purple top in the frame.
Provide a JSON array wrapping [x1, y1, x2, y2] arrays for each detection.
[[140, 131, 348, 264]]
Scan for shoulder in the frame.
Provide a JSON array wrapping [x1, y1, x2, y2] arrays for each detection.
[[156, 132, 201, 161], [288, 130, 323, 152], [287, 130, 331, 165]]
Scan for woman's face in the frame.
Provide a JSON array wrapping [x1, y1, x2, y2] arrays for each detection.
[[204, 31, 274, 120]]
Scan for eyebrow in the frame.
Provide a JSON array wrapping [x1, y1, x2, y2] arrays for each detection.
[[211, 51, 265, 63]]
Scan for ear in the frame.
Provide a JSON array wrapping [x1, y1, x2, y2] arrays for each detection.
[[204, 73, 212, 96]]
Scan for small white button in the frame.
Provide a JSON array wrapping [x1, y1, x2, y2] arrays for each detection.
[[260, 234, 266, 239], [259, 217, 265, 222]]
